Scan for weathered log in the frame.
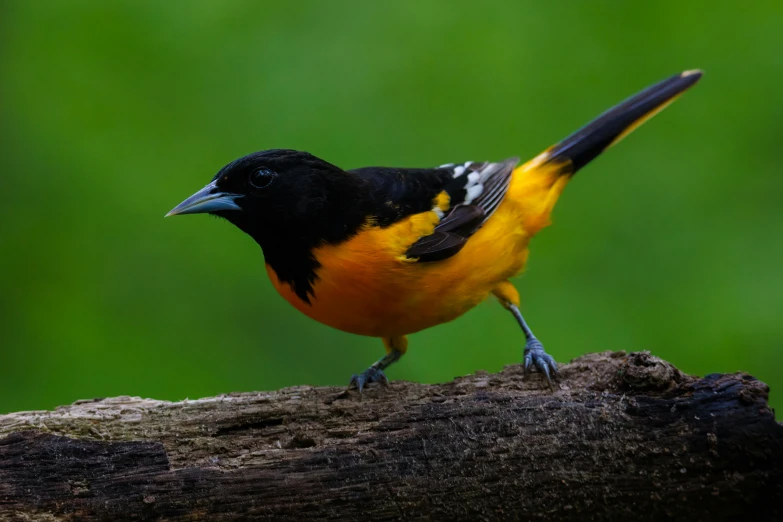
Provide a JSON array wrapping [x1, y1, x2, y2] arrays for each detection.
[[0, 351, 781, 521]]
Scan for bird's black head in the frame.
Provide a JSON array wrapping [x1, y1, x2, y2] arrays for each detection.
[[167, 149, 370, 301], [167, 149, 367, 242]]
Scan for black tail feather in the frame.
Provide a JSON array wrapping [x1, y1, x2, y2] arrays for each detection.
[[548, 70, 702, 174]]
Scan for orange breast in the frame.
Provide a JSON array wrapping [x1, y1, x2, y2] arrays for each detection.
[[266, 161, 569, 338]]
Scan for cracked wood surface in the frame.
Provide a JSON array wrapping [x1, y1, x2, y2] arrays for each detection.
[[0, 351, 781, 521]]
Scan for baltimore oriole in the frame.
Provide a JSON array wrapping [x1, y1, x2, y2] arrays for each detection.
[[167, 70, 702, 390]]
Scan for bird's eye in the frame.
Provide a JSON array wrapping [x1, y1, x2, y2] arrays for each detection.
[[249, 168, 277, 189]]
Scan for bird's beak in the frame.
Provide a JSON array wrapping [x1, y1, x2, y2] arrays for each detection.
[[165, 181, 243, 217]]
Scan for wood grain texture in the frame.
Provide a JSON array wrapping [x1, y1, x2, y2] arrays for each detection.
[[1, 351, 781, 521]]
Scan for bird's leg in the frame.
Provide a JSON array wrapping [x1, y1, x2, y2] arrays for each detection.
[[349, 336, 407, 392], [492, 281, 558, 388], [509, 304, 558, 388]]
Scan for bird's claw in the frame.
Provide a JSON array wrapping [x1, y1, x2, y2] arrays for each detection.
[[523, 338, 558, 389], [349, 366, 389, 392]]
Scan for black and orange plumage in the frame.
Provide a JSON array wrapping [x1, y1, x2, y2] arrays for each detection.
[[167, 70, 702, 390]]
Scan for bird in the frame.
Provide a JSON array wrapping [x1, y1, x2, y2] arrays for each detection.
[[167, 70, 702, 391]]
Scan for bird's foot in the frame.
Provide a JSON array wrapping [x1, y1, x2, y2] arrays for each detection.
[[349, 366, 389, 392], [523, 338, 558, 389]]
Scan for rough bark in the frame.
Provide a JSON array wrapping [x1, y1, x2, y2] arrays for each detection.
[[0, 351, 781, 522]]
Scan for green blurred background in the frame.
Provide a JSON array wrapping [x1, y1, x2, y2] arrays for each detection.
[[2, 0, 782, 414]]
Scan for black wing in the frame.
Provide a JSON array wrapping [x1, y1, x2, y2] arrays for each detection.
[[350, 158, 518, 263], [406, 158, 518, 262]]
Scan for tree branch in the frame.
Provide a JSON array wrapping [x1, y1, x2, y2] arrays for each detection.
[[1, 351, 781, 521]]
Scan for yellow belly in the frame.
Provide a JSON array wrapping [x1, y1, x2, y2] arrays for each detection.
[[267, 162, 568, 338]]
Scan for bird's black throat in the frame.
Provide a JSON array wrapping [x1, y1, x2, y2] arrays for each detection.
[[215, 173, 374, 304]]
